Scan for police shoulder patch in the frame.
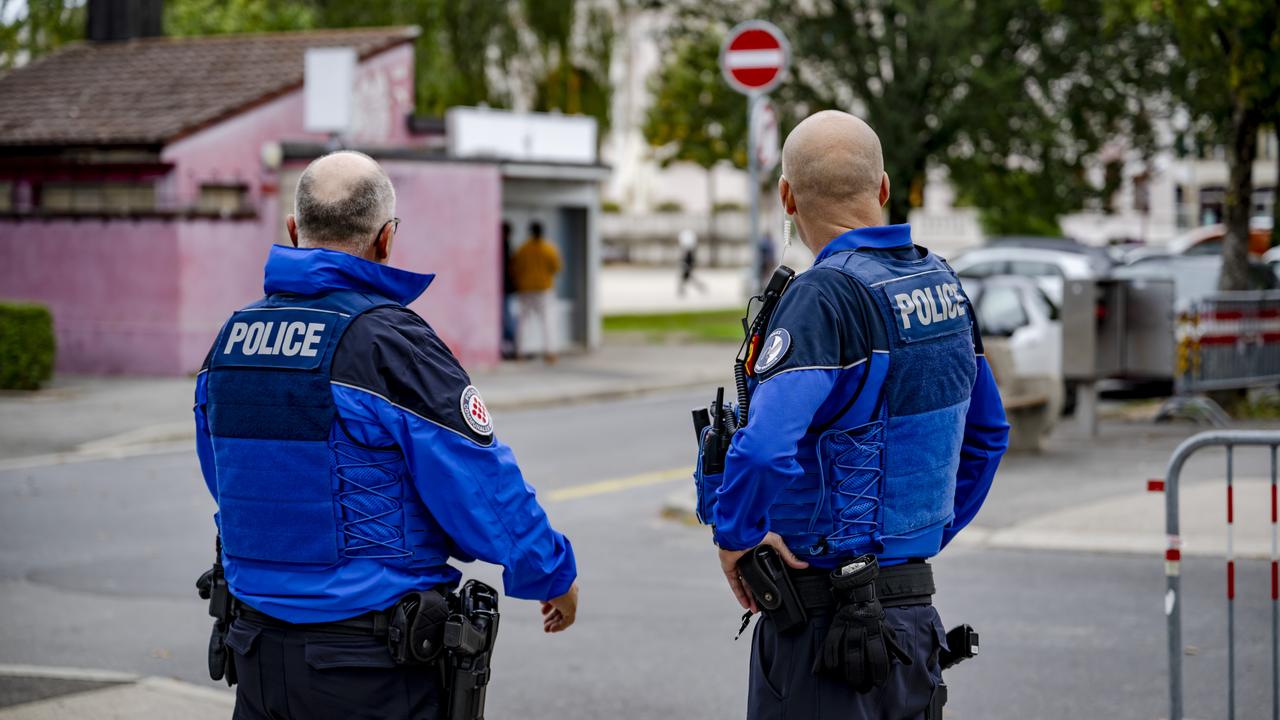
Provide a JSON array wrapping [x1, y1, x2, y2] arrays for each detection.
[[754, 328, 792, 374], [459, 385, 494, 437]]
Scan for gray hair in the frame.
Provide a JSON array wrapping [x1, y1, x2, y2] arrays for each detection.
[[294, 150, 396, 252]]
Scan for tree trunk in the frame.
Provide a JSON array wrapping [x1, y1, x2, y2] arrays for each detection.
[[1220, 104, 1261, 291], [887, 187, 911, 225], [1273, 137, 1280, 249]]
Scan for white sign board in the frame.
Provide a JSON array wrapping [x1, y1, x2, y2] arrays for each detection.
[[752, 97, 780, 174], [446, 107, 597, 164], [304, 47, 357, 134]]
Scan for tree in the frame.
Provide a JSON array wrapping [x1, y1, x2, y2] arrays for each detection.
[[643, 28, 748, 262], [1145, 1, 1280, 289], [665, 0, 1174, 235], [0, 0, 84, 71]]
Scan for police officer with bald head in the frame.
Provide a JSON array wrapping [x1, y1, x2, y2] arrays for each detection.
[[194, 150, 579, 720], [707, 111, 1010, 719]]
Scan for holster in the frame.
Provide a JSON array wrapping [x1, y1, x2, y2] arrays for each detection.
[[812, 555, 913, 693], [736, 545, 807, 634], [444, 580, 501, 720], [195, 541, 238, 686], [388, 589, 452, 665]]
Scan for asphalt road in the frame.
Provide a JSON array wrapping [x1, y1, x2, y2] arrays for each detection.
[[1, 388, 1276, 719]]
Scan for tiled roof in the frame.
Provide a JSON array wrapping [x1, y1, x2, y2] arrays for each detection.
[[0, 26, 417, 147]]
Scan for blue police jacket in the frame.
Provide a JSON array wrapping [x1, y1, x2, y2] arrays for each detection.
[[714, 224, 1009, 567], [194, 245, 577, 623]]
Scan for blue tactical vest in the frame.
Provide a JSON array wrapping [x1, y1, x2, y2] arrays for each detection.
[[206, 290, 449, 569], [765, 251, 977, 559]]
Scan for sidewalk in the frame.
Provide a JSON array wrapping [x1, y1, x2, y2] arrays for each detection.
[[0, 340, 734, 465], [0, 666, 232, 720]]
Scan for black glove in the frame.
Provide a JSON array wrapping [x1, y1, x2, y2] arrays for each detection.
[[813, 555, 912, 693]]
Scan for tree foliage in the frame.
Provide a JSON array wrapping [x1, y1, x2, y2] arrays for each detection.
[[1136, 0, 1280, 289], [659, 0, 1176, 234], [642, 28, 747, 171], [0, 0, 84, 71]]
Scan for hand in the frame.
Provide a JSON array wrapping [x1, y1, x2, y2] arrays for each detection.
[[718, 532, 809, 612], [541, 582, 578, 633]]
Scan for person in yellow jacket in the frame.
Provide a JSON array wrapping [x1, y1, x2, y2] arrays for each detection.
[[511, 221, 562, 362]]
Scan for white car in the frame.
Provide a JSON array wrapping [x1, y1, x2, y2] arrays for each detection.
[[949, 246, 1101, 307], [959, 275, 1066, 415], [1265, 246, 1280, 283]]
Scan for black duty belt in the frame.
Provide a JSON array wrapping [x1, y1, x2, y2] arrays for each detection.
[[236, 605, 392, 638], [792, 560, 935, 610]]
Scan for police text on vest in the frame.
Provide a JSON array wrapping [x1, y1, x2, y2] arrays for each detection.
[[893, 283, 965, 329], [224, 321, 327, 357]]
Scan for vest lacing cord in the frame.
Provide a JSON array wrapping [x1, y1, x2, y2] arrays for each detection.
[[333, 440, 412, 559], [814, 434, 882, 556]]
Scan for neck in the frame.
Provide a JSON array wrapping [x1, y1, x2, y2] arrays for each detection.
[[800, 204, 885, 257]]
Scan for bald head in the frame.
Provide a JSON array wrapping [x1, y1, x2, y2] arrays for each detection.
[[782, 111, 885, 210], [294, 151, 396, 253]]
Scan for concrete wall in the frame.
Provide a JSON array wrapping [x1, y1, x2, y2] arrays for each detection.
[[0, 157, 502, 376], [380, 160, 504, 367], [0, 219, 184, 374]]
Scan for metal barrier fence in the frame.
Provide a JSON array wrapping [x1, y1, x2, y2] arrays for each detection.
[[1157, 430, 1280, 720], [1175, 291, 1280, 395]]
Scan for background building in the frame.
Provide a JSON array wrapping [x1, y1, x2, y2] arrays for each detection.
[[0, 23, 606, 375]]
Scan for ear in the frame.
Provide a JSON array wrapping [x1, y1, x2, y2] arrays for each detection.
[[779, 176, 796, 215], [373, 222, 394, 262], [286, 215, 299, 247], [879, 173, 891, 208]]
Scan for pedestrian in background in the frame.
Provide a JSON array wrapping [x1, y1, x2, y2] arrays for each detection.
[[500, 221, 516, 359], [512, 220, 562, 363], [194, 151, 579, 720], [707, 112, 1009, 719], [678, 227, 708, 296]]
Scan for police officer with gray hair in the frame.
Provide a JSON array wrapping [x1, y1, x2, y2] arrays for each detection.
[[194, 150, 579, 720], [694, 111, 1009, 719]]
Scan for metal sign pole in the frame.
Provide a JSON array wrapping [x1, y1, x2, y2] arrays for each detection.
[[747, 92, 761, 294]]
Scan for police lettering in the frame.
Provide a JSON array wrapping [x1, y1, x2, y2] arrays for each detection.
[[893, 282, 965, 330], [223, 321, 326, 357]]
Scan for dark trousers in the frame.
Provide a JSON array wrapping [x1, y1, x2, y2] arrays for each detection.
[[225, 617, 444, 720], [748, 605, 946, 720]]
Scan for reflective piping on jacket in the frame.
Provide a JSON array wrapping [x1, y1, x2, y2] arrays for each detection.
[[757, 351, 880, 384], [330, 381, 493, 447], [869, 268, 949, 287], [237, 307, 352, 317]]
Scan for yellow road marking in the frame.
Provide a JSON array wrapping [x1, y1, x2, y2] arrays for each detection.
[[546, 466, 693, 502]]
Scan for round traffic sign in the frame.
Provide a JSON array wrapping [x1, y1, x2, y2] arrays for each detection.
[[720, 21, 790, 96]]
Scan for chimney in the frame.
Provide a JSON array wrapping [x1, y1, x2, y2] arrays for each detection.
[[86, 0, 164, 43]]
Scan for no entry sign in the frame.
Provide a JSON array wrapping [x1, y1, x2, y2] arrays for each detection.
[[720, 21, 790, 96]]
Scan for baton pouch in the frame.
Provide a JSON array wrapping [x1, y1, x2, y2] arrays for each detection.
[[736, 545, 807, 634], [694, 425, 725, 525], [388, 589, 452, 665], [813, 555, 912, 693]]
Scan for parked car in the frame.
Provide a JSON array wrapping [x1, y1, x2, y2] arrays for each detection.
[[950, 245, 1106, 307], [1264, 245, 1280, 283], [959, 275, 1067, 416], [1168, 222, 1273, 257], [1112, 253, 1279, 308]]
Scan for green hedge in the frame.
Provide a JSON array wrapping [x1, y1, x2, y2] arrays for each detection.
[[0, 302, 55, 390]]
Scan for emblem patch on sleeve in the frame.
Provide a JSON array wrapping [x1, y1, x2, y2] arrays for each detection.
[[754, 328, 792, 374], [460, 385, 494, 436]]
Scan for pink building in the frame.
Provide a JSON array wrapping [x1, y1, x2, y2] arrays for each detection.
[[0, 27, 538, 375]]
